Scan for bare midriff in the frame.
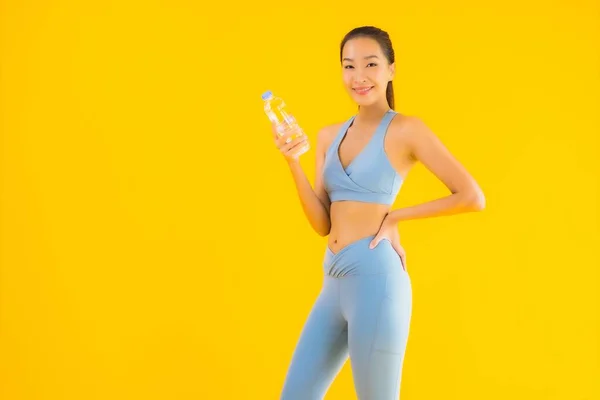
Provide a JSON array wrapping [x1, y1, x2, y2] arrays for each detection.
[[327, 201, 391, 254]]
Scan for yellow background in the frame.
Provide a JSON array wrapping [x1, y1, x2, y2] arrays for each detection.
[[1, 1, 598, 399]]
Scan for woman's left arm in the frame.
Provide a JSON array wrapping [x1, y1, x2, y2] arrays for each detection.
[[386, 116, 486, 224]]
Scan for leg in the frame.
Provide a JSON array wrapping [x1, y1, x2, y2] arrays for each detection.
[[280, 277, 349, 400], [343, 272, 412, 399]]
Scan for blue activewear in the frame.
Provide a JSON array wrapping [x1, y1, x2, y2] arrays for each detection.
[[322, 110, 404, 206], [280, 110, 413, 400]]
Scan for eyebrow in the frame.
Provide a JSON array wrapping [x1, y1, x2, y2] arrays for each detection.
[[342, 55, 379, 62]]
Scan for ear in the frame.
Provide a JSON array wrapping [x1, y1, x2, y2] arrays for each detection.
[[389, 62, 396, 81]]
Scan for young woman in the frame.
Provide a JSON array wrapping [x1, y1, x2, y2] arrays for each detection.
[[274, 26, 485, 400]]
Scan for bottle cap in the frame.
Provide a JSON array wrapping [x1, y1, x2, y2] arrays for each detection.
[[261, 90, 273, 100]]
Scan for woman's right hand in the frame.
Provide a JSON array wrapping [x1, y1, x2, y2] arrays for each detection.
[[271, 123, 309, 161]]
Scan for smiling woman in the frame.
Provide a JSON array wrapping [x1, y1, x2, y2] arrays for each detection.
[[272, 25, 485, 400], [341, 30, 396, 110]]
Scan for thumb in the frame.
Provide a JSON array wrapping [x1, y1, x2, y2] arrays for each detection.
[[369, 236, 380, 249]]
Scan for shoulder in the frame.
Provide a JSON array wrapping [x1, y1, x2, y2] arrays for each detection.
[[386, 113, 437, 159], [388, 113, 436, 144], [388, 113, 448, 161], [315, 120, 346, 151], [388, 113, 424, 135]]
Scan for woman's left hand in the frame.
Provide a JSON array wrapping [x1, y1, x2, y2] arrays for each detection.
[[369, 214, 407, 271]]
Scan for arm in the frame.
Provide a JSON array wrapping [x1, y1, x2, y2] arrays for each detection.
[[387, 116, 485, 224], [285, 128, 332, 236]]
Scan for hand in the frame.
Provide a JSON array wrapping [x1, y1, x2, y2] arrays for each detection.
[[271, 123, 308, 161], [369, 214, 407, 271]]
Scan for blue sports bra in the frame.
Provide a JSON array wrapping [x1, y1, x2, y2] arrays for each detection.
[[322, 109, 403, 205]]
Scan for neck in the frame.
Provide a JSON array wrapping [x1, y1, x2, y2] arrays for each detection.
[[355, 100, 391, 124]]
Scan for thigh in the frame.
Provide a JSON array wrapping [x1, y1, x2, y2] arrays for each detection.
[[280, 277, 349, 400], [344, 273, 412, 399]]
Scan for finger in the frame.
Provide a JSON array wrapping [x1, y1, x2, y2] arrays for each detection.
[[282, 141, 307, 159], [275, 130, 299, 148], [399, 256, 406, 271], [280, 135, 303, 151], [390, 243, 406, 269], [271, 123, 288, 141], [272, 124, 289, 142], [397, 250, 407, 271], [281, 135, 307, 153], [369, 236, 380, 249]]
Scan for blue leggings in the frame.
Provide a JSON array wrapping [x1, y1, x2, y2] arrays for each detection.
[[280, 235, 413, 400]]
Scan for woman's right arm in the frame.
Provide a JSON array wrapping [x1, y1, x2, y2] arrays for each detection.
[[275, 126, 332, 237]]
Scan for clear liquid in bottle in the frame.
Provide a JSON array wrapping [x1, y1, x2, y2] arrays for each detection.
[[262, 91, 310, 158]]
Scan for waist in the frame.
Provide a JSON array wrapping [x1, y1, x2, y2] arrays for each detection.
[[327, 201, 390, 253]]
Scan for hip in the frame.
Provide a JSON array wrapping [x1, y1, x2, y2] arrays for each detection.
[[323, 234, 407, 278]]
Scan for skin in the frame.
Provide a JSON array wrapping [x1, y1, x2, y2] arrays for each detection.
[[273, 36, 485, 271]]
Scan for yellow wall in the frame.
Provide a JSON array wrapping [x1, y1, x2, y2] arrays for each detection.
[[1, 1, 598, 399]]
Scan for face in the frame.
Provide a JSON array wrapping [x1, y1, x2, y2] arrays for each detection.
[[341, 37, 395, 107]]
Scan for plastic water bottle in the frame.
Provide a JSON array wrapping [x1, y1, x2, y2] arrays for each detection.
[[262, 90, 310, 158]]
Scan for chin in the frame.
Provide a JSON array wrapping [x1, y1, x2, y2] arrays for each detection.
[[352, 96, 378, 107]]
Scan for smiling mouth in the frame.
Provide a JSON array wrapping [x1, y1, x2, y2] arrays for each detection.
[[353, 87, 374, 95]]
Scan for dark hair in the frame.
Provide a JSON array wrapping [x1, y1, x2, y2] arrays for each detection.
[[340, 26, 395, 110]]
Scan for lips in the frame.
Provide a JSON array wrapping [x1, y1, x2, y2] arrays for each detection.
[[353, 86, 373, 95]]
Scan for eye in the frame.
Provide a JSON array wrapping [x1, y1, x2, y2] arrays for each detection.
[[344, 65, 354, 69], [367, 63, 378, 67]]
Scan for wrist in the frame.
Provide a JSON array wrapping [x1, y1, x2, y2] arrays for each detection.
[[387, 208, 405, 225], [286, 157, 301, 168]]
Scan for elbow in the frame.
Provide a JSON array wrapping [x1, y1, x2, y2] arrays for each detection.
[[317, 224, 331, 237], [316, 220, 331, 237], [466, 187, 486, 211], [456, 186, 485, 212]]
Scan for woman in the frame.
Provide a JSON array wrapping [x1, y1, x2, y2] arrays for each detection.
[[274, 26, 485, 400]]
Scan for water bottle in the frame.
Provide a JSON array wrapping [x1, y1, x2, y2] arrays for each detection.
[[262, 90, 310, 158]]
